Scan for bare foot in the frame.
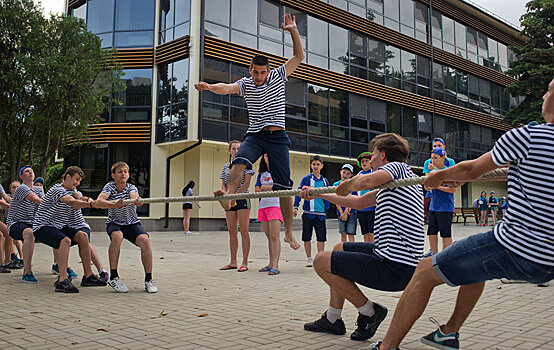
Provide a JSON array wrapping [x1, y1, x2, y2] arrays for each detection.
[[284, 235, 300, 250], [214, 190, 232, 210]]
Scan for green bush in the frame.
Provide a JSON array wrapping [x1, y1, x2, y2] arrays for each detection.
[[44, 163, 63, 191]]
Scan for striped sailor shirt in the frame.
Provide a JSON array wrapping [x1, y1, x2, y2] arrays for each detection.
[[6, 184, 44, 230], [102, 181, 140, 225], [32, 183, 75, 232], [66, 191, 90, 230], [220, 163, 255, 193]]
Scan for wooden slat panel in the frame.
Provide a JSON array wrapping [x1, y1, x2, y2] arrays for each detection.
[[67, 123, 152, 144], [205, 36, 512, 131], [155, 36, 190, 64], [279, 0, 516, 87]]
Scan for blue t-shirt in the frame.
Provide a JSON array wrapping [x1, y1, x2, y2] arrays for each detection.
[[501, 201, 508, 209], [429, 168, 454, 212], [332, 180, 357, 216], [294, 173, 330, 221], [356, 169, 376, 212], [423, 157, 455, 198], [477, 196, 488, 211], [489, 196, 498, 206]]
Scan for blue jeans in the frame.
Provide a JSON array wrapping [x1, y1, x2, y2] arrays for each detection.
[[338, 212, 357, 235], [432, 230, 554, 286]]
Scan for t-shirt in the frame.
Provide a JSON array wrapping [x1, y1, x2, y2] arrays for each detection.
[[6, 184, 44, 230], [33, 183, 74, 232], [235, 65, 287, 133], [101, 182, 140, 225], [356, 169, 376, 212], [501, 201, 508, 209], [66, 191, 90, 230], [489, 196, 498, 206], [255, 171, 280, 209], [373, 162, 425, 267], [294, 173, 330, 220], [423, 157, 456, 198], [0, 184, 4, 195], [220, 163, 255, 193], [332, 180, 357, 216], [491, 123, 554, 266], [183, 188, 193, 205], [429, 167, 455, 213], [478, 196, 488, 210]]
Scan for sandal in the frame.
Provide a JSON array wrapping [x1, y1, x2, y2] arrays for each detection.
[[237, 266, 248, 272], [220, 264, 237, 270], [268, 268, 280, 275], [259, 266, 271, 272]]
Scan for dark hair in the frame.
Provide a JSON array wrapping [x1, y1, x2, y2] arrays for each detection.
[[481, 191, 486, 197], [310, 155, 323, 164], [250, 55, 269, 69], [369, 133, 409, 163], [228, 140, 241, 163], [259, 155, 269, 173], [63, 166, 85, 180]]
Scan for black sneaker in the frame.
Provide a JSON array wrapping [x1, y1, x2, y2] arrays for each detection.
[[350, 303, 388, 341], [0, 264, 11, 273], [98, 271, 109, 284], [420, 318, 459, 349], [7, 261, 22, 270], [81, 274, 108, 287], [304, 312, 346, 335], [54, 278, 79, 293], [368, 341, 400, 350]]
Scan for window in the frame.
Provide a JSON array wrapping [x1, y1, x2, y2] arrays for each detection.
[[260, 0, 280, 27], [205, 0, 230, 26], [157, 58, 189, 143], [329, 24, 348, 62], [231, 0, 257, 33], [115, 0, 154, 31], [87, 0, 114, 34], [308, 16, 329, 57]]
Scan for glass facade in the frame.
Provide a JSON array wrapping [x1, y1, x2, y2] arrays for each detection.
[[159, 0, 191, 44], [111, 68, 153, 122]]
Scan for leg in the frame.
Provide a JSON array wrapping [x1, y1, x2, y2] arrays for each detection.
[[491, 210, 497, 226], [363, 232, 374, 243], [56, 237, 72, 281], [304, 241, 312, 258], [261, 221, 273, 267], [429, 235, 439, 252], [340, 233, 347, 242], [317, 241, 325, 253], [21, 228, 35, 274], [108, 231, 124, 270], [268, 219, 281, 269], [442, 237, 453, 250], [183, 209, 192, 232], [237, 208, 251, 268], [214, 163, 248, 210], [280, 196, 299, 250], [74, 232, 93, 277], [90, 244, 104, 271], [135, 234, 153, 274], [348, 235, 355, 242], [0, 222, 9, 263], [225, 211, 239, 267], [443, 283, 485, 334]]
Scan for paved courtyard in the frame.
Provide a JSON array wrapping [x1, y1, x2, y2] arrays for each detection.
[[0, 223, 552, 349]]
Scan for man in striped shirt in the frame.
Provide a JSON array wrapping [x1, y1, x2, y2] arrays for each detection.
[[194, 13, 304, 251], [301, 133, 424, 342], [373, 79, 554, 350]]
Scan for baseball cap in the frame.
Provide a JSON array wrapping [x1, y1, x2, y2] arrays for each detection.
[[528, 121, 539, 126], [490, 191, 495, 194], [19, 166, 32, 176], [432, 138, 445, 146], [33, 177, 44, 186], [341, 164, 354, 173], [432, 147, 446, 157]]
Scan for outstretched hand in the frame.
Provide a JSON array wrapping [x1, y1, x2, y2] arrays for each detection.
[[281, 13, 297, 32], [194, 81, 211, 91]]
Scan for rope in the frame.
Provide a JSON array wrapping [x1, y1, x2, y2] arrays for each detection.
[[118, 168, 508, 205]]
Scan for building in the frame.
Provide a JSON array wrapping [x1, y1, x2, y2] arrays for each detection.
[[64, 0, 521, 227]]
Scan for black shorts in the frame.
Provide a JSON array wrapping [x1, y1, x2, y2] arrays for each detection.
[[226, 199, 251, 212], [106, 223, 148, 245], [8, 222, 33, 241], [34, 226, 81, 249], [301, 214, 327, 242], [61, 226, 91, 244], [182, 203, 193, 210], [331, 242, 416, 292], [357, 210, 375, 235], [427, 211, 454, 238]]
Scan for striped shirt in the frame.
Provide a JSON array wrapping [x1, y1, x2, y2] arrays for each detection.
[[33, 183, 74, 232], [491, 123, 554, 266], [6, 184, 44, 230], [0, 184, 4, 195], [102, 182, 140, 225], [67, 191, 90, 230], [235, 65, 287, 133], [220, 163, 255, 193], [373, 162, 425, 267]]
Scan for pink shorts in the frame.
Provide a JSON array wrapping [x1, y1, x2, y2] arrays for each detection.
[[258, 207, 283, 223]]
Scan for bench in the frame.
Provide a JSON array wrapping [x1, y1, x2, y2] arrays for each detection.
[[460, 208, 479, 225], [453, 207, 463, 223]]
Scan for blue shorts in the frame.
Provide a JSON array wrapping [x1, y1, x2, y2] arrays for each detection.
[[106, 223, 148, 245], [432, 230, 554, 286], [331, 242, 416, 292], [302, 214, 326, 242], [357, 210, 375, 235], [427, 211, 453, 238], [34, 226, 81, 249], [338, 212, 357, 235], [61, 226, 91, 244], [8, 222, 33, 241], [233, 130, 293, 190]]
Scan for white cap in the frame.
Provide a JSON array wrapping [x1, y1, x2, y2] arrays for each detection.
[[341, 164, 354, 173]]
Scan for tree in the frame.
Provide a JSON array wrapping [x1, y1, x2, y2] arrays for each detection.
[[504, 0, 554, 125], [0, 0, 123, 180]]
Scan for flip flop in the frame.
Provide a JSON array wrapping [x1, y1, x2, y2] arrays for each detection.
[[237, 266, 248, 272], [268, 268, 280, 275], [259, 266, 271, 272], [220, 264, 237, 270]]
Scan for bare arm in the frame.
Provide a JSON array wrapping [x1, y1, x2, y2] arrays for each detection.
[[335, 169, 393, 196], [25, 192, 42, 205], [303, 190, 378, 210], [194, 82, 240, 95], [60, 195, 92, 210], [129, 191, 143, 207], [282, 13, 304, 77], [0, 199, 9, 210], [92, 192, 125, 209], [1, 192, 10, 202], [425, 152, 498, 189], [221, 179, 227, 192]]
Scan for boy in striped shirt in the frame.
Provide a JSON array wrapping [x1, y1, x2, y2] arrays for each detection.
[[301, 133, 424, 342], [93, 161, 157, 293], [373, 79, 554, 350], [194, 13, 304, 251]]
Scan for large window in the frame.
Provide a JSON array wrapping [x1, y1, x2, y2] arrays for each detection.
[[156, 58, 189, 143], [160, 0, 191, 44]]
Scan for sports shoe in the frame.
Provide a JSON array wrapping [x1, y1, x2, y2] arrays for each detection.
[[538, 282, 550, 287], [51, 263, 59, 275], [7, 261, 22, 269], [350, 303, 388, 341], [420, 318, 459, 350], [67, 267, 78, 279], [22, 271, 38, 283], [303, 312, 346, 335], [145, 280, 158, 293], [185, 231, 200, 235], [108, 277, 129, 293], [306, 257, 313, 267], [0, 264, 11, 273], [500, 278, 526, 284], [367, 341, 400, 350], [422, 249, 436, 258], [54, 278, 79, 293], [81, 274, 107, 287], [98, 271, 109, 284]]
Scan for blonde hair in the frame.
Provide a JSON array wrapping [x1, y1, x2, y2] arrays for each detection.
[[110, 161, 129, 174]]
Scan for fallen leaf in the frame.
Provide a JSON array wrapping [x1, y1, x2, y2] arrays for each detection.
[[197, 313, 208, 317], [160, 257, 164, 259], [289, 318, 301, 321], [14, 327, 25, 330], [203, 288, 208, 290], [30, 311, 43, 314], [496, 286, 502, 290], [151, 310, 168, 319], [96, 329, 108, 332]]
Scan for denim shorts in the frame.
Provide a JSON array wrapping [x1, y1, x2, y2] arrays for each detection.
[[233, 130, 293, 190], [433, 230, 554, 286], [338, 212, 357, 235]]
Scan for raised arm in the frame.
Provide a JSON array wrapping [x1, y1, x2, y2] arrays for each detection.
[[282, 13, 305, 77], [194, 81, 240, 95]]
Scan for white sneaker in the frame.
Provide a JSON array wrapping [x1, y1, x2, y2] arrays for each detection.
[[187, 231, 199, 235], [108, 277, 129, 293], [145, 280, 158, 293], [500, 278, 526, 284], [306, 257, 313, 267]]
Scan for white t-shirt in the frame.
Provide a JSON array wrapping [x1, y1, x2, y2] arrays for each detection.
[[255, 171, 280, 209]]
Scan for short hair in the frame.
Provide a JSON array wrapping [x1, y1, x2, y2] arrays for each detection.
[[250, 55, 269, 69], [63, 166, 85, 179], [111, 161, 129, 174], [369, 133, 410, 163], [310, 155, 323, 164]]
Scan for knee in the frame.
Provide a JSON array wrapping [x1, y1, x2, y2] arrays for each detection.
[[135, 235, 150, 248], [60, 237, 71, 248], [75, 231, 88, 243], [313, 251, 332, 272], [22, 229, 34, 241], [332, 242, 344, 251], [111, 232, 123, 244], [413, 258, 442, 286]]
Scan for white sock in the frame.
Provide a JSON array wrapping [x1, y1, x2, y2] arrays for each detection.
[[326, 306, 342, 323], [98, 269, 107, 274], [357, 300, 375, 317]]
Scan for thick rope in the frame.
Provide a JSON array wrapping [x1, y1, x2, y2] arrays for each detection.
[[118, 168, 508, 205]]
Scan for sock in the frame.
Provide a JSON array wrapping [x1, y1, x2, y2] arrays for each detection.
[[357, 300, 375, 317], [145, 273, 152, 282], [98, 269, 107, 274], [10, 253, 15, 260], [326, 306, 342, 323], [110, 269, 118, 280]]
